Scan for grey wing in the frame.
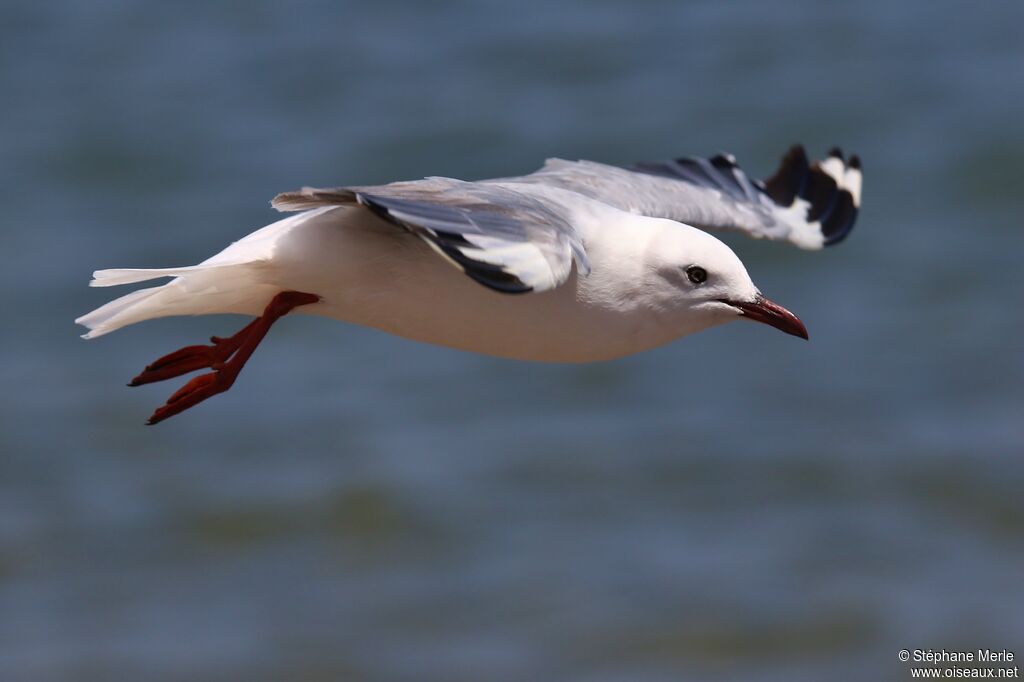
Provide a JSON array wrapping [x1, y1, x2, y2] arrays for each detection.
[[508, 145, 862, 250], [273, 178, 590, 294]]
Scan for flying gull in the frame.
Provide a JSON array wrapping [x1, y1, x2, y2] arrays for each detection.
[[76, 144, 862, 424]]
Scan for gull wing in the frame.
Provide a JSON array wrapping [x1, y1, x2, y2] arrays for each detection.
[[274, 178, 590, 294], [508, 145, 861, 250]]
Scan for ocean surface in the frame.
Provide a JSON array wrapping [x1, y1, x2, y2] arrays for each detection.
[[2, 1, 1022, 680]]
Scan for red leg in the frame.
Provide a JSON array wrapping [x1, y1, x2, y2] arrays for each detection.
[[135, 291, 320, 425]]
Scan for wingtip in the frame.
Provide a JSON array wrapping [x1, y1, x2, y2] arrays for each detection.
[[787, 143, 809, 162], [270, 191, 305, 211], [764, 144, 810, 207], [272, 186, 359, 212], [763, 145, 862, 248]]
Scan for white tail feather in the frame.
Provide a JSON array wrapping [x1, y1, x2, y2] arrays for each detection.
[[89, 265, 219, 287], [75, 207, 342, 339], [75, 264, 282, 339], [76, 286, 167, 338]]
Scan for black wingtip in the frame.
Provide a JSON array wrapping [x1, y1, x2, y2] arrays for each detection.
[[761, 144, 861, 247], [626, 143, 861, 249], [763, 144, 809, 207]]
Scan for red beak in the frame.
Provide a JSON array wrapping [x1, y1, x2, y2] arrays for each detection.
[[728, 294, 809, 340]]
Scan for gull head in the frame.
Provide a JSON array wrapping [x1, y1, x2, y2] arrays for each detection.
[[647, 222, 808, 340]]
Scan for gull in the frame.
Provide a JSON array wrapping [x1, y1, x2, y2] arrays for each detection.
[[76, 144, 862, 424]]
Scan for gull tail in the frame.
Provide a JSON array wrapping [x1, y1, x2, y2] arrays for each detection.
[[75, 207, 339, 339], [75, 263, 280, 339]]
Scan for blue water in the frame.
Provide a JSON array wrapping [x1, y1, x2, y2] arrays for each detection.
[[2, 1, 1022, 680]]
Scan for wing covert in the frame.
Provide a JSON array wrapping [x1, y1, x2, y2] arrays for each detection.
[[274, 179, 590, 294]]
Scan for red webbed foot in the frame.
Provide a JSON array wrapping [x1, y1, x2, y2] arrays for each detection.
[[128, 318, 260, 387], [131, 290, 320, 425]]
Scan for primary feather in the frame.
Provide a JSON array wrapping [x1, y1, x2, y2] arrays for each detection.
[[274, 145, 862, 251]]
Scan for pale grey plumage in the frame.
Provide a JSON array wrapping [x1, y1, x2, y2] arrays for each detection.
[[273, 145, 863, 292], [495, 147, 861, 250], [273, 177, 592, 293], [499, 157, 785, 237]]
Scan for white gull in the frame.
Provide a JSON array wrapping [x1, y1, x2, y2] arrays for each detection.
[[76, 144, 862, 424]]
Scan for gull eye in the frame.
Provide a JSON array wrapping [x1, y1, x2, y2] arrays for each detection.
[[686, 265, 707, 285]]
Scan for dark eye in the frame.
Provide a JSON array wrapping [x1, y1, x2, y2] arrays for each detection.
[[686, 265, 707, 285]]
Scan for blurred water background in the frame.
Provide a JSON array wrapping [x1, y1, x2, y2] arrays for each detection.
[[2, 1, 1022, 680]]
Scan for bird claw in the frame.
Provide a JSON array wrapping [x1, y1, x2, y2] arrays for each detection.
[[132, 290, 319, 425]]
